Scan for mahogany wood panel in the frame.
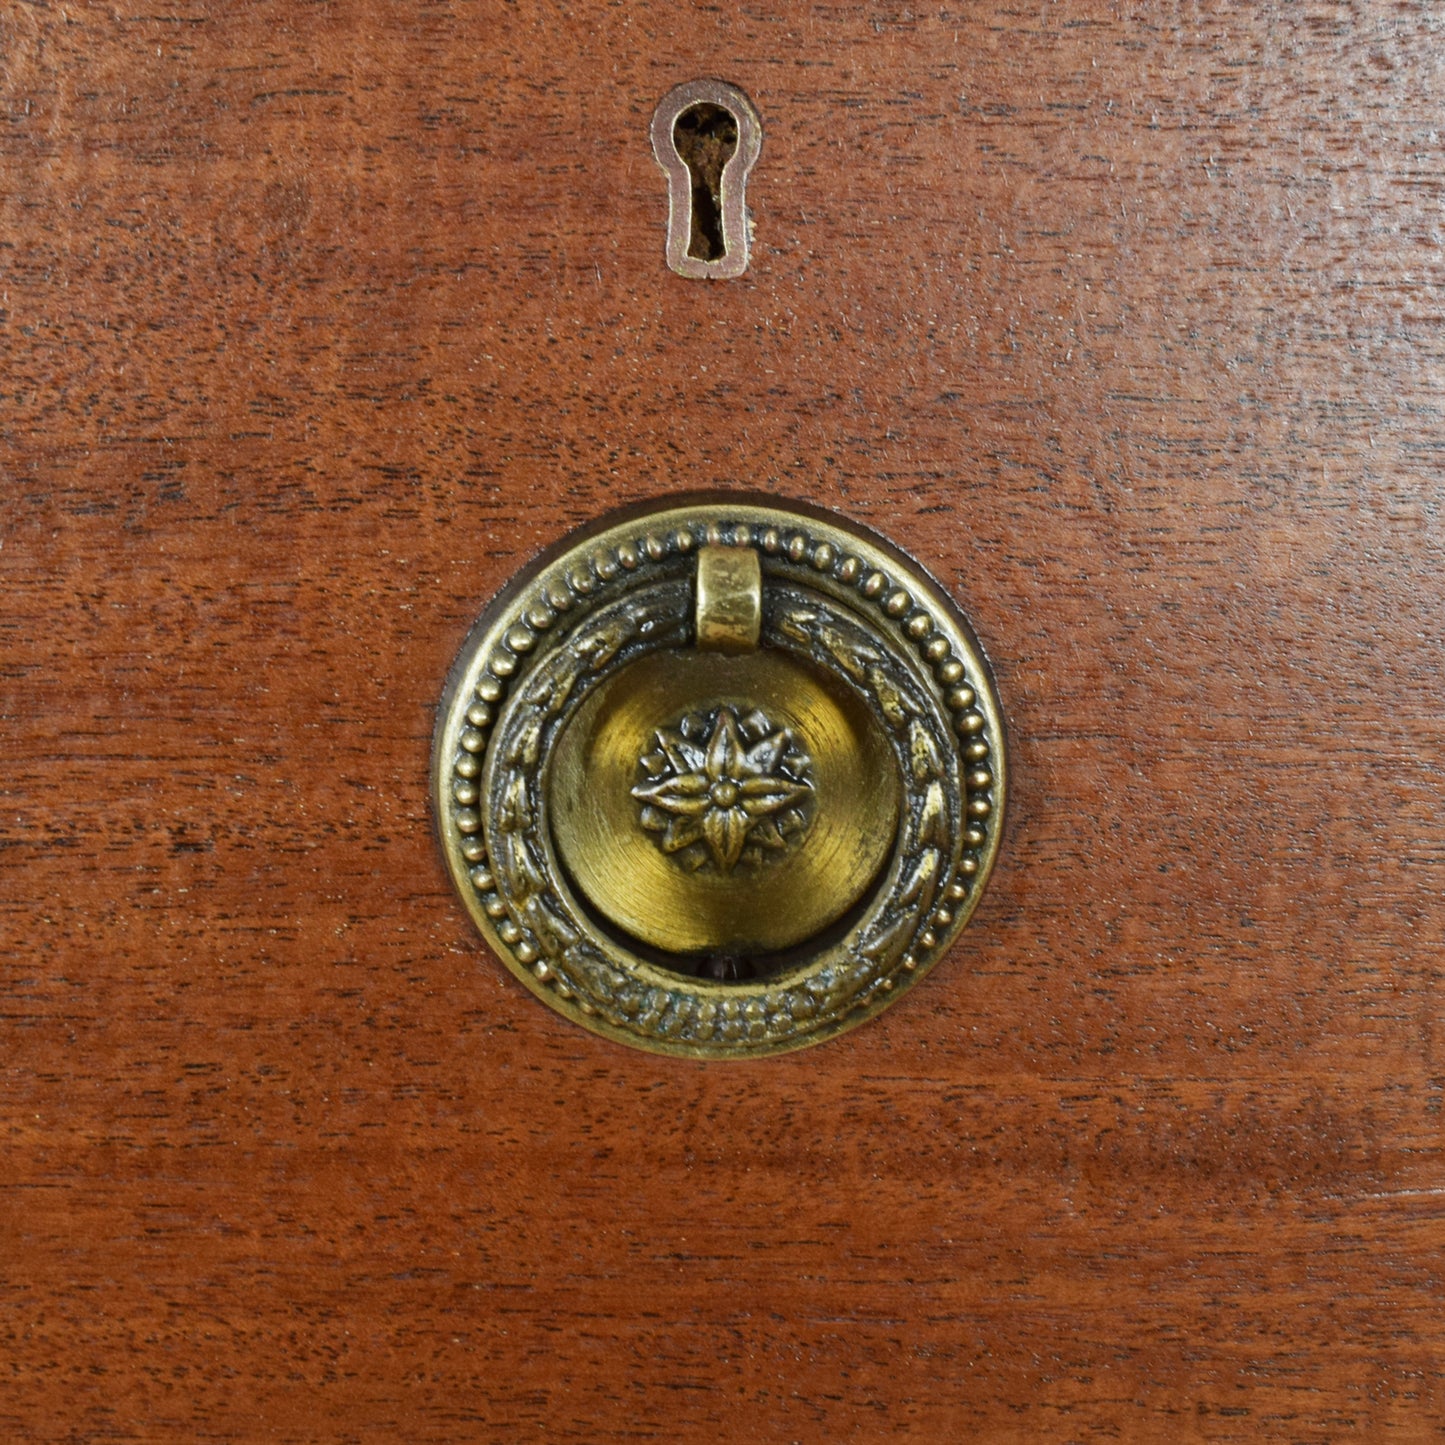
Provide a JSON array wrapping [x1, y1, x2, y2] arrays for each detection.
[[3, 3, 1443, 1440]]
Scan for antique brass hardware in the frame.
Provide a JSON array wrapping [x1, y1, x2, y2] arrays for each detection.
[[433, 497, 1006, 1058], [651, 80, 761, 279]]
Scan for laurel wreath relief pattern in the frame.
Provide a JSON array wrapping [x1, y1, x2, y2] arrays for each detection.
[[476, 573, 965, 1053]]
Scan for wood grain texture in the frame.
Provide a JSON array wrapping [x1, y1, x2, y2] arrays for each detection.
[[3, 2, 1443, 1440]]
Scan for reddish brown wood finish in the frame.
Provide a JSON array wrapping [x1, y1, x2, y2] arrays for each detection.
[[3, 4, 1443, 1440]]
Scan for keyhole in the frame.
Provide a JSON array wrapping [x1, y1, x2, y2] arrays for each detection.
[[651, 79, 762, 280], [673, 103, 738, 262]]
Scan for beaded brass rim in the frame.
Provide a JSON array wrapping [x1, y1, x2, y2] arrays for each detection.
[[432, 496, 1007, 1058]]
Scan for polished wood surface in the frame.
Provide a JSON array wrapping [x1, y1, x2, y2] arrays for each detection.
[[4, 4, 1443, 1439]]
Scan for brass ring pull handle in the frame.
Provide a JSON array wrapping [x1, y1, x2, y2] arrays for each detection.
[[433, 496, 1006, 1058]]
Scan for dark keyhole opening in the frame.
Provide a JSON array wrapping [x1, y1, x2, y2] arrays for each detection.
[[673, 103, 739, 262]]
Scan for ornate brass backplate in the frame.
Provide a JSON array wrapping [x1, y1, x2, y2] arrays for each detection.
[[432, 496, 1006, 1058]]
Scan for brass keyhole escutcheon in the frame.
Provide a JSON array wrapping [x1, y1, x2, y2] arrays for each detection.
[[433, 497, 1007, 1058], [651, 80, 761, 279]]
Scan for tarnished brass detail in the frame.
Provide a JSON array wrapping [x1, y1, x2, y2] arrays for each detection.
[[631, 705, 813, 875], [695, 544, 761, 652], [549, 650, 896, 957], [433, 497, 1007, 1058]]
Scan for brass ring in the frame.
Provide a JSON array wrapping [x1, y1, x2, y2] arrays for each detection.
[[433, 496, 1006, 1058]]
